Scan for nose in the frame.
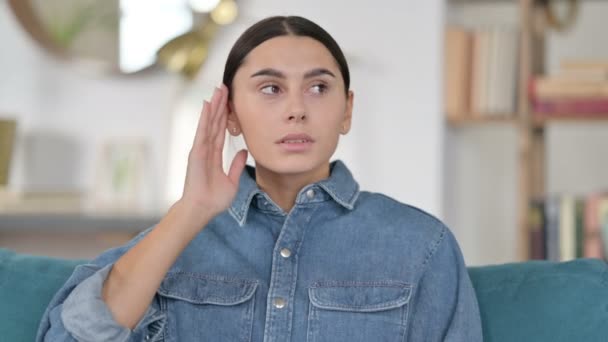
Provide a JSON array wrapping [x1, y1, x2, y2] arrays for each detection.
[[288, 111, 306, 122], [285, 92, 307, 123]]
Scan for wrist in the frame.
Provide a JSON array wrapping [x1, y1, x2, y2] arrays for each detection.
[[171, 199, 217, 229]]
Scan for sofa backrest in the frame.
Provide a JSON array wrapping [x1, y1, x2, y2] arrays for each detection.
[[1, 248, 607, 342], [468, 258, 608, 341], [0, 248, 86, 341]]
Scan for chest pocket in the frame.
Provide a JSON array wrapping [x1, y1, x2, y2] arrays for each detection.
[[306, 281, 412, 342], [156, 272, 258, 342]]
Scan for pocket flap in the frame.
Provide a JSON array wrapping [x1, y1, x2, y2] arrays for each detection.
[[158, 272, 258, 306], [308, 281, 412, 312]]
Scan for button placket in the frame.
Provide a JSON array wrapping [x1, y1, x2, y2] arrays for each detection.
[[263, 206, 315, 342]]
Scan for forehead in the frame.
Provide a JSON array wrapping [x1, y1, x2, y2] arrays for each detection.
[[239, 35, 339, 74]]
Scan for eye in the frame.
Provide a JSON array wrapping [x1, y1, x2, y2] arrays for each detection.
[[310, 83, 328, 94], [261, 84, 281, 95]]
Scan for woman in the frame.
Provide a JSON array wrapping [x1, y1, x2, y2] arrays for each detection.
[[37, 16, 482, 341]]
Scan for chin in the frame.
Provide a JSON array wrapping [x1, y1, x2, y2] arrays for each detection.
[[255, 154, 326, 175]]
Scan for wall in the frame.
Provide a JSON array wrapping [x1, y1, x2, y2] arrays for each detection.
[[1, 0, 446, 227], [0, 0, 183, 214]]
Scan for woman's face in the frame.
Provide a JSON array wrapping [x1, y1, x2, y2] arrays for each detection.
[[228, 35, 353, 175]]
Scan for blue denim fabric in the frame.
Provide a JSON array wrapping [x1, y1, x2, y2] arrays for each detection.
[[36, 159, 482, 341]]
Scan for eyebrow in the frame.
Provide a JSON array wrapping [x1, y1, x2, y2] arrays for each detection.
[[250, 68, 336, 79]]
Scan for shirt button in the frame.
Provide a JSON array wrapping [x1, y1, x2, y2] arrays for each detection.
[[280, 248, 291, 258], [306, 189, 315, 199], [273, 297, 286, 309]]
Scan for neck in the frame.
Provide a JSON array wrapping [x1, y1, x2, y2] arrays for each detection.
[[254, 162, 330, 213]]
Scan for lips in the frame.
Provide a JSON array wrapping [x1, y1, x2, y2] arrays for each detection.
[[276, 133, 314, 144], [276, 133, 314, 153]]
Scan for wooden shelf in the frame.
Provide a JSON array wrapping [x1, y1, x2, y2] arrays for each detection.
[[449, 114, 608, 128], [449, 0, 517, 3], [450, 0, 603, 3], [447, 115, 518, 126], [532, 114, 608, 127], [0, 212, 161, 233]]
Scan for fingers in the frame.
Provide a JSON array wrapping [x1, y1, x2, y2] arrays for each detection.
[[193, 100, 211, 148], [210, 85, 229, 166], [228, 149, 248, 185], [211, 108, 227, 168], [210, 86, 227, 145], [206, 87, 222, 139], [192, 85, 227, 155]]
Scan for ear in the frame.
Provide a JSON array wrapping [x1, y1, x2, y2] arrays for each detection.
[[341, 90, 354, 135], [226, 100, 241, 135]]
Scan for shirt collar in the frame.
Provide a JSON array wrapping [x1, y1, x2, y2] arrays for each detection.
[[228, 159, 360, 227]]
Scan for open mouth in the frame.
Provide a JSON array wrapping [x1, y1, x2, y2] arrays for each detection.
[[276, 133, 314, 152], [280, 139, 312, 144]]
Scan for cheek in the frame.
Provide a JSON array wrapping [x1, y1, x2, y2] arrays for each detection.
[[237, 103, 291, 135], [310, 99, 346, 126], [233, 105, 277, 143]]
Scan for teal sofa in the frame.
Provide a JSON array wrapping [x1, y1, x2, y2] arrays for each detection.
[[1, 247, 607, 341]]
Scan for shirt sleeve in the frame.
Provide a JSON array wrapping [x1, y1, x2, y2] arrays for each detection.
[[36, 226, 166, 342], [406, 225, 483, 341]]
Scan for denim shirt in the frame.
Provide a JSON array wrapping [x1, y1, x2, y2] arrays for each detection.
[[36, 159, 482, 342]]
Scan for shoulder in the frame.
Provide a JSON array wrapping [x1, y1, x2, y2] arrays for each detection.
[[355, 191, 447, 234], [354, 191, 461, 268]]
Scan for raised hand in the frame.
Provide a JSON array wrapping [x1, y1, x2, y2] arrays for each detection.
[[179, 84, 248, 222]]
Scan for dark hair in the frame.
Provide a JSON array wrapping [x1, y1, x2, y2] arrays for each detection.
[[222, 16, 350, 100]]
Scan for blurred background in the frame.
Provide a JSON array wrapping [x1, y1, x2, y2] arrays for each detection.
[[0, 0, 607, 266]]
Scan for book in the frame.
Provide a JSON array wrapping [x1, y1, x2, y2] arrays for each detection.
[[500, 28, 519, 115], [545, 196, 561, 261], [553, 69, 608, 82], [489, 27, 518, 116], [575, 198, 585, 258], [529, 198, 546, 260], [444, 26, 473, 120], [530, 77, 608, 99], [598, 196, 608, 258], [486, 28, 499, 115], [469, 27, 518, 117], [584, 193, 605, 259], [561, 60, 608, 71], [531, 194, 608, 261], [532, 98, 608, 116], [470, 29, 487, 116], [559, 195, 576, 261]]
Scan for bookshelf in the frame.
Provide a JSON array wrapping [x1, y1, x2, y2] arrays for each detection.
[[445, 0, 608, 261]]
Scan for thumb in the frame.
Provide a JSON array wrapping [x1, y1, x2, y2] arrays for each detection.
[[228, 149, 248, 186]]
